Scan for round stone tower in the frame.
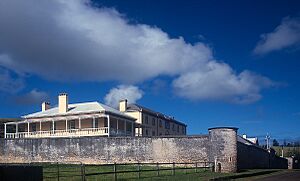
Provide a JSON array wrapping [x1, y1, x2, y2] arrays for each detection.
[[208, 127, 238, 173]]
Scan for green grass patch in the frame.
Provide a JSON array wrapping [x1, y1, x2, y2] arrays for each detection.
[[38, 163, 216, 181], [35, 163, 286, 181]]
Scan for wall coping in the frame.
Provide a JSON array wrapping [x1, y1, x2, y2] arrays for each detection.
[[0, 135, 209, 140], [208, 127, 238, 131]]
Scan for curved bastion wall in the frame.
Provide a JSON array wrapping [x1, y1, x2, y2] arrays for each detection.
[[208, 127, 238, 173]]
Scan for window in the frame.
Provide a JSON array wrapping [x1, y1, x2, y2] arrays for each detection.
[[94, 118, 99, 128], [152, 131, 155, 136], [172, 124, 175, 131], [159, 133, 162, 136], [152, 118, 155, 126], [104, 118, 108, 127], [51, 122, 57, 131], [159, 120, 162, 127], [31, 123, 36, 132], [144, 115, 149, 124], [177, 125, 179, 132], [165, 121, 170, 129], [145, 129, 149, 136], [69, 120, 75, 129], [126, 122, 131, 132]]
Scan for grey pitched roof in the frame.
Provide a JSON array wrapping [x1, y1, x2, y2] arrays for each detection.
[[237, 135, 259, 146], [126, 103, 187, 126], [23, 101, 135, 120]]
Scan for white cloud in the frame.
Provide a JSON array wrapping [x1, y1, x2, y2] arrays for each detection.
[[104, 85, 143, 108], [0, 0, 212, 83], [14, 89, 49, 105], [173, 62, 274, 104], [0, 0, 273, 103], [254, 16, 300, 55]]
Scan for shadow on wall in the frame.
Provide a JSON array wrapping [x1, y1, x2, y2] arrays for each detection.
[[237, 141, 288, 170]]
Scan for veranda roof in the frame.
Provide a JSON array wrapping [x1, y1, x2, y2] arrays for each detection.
[[22, 101, 135, 121]]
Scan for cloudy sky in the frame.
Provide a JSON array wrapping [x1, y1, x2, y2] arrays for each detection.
[[0, 0, 299, 141]]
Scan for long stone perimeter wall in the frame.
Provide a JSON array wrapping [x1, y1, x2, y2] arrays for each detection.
[[0, 127, 288, 173], [0, 136, 210, 164], [237, 141, 288, 170]]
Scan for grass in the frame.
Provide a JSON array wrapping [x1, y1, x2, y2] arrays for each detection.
[[41, 163, 218, 181], [38, 163, 287, 181]]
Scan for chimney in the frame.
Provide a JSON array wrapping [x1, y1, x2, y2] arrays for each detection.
[[119, 99, 127, 112], [242, 134, 247, 139], [58, 93, 68, 113], [42, 102, 50, 112]]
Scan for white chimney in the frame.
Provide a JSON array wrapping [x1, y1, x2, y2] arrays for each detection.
[[58, 93, 68, 113], [119, 99, 127, 112], [242, 134, 247, 139], [42, 102, 50, 112]]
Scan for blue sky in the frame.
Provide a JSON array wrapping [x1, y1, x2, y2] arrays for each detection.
[[0, 0, 299, 142]]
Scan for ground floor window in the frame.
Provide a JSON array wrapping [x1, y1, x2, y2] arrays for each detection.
[[145, 129, 149, 136], [94, 119, 99, 128], [31, 123, 36, 132], [51, 122, 57, 131], [69, 120, 75, 129], [104, 118, 108, 127]]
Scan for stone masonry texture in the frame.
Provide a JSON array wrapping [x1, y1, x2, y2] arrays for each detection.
[[0, 127, 288, 173], [0, 136, 210, 165]]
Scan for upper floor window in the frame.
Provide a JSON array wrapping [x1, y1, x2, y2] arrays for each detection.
[[144, 115, 149, 124], [177, 125, 179, 132], [152, 118, 156, 126], [152, 131, 155, 136], [159, 120, 162, 127], [165, 121, 170, 129], [172, 124, 175, 131]]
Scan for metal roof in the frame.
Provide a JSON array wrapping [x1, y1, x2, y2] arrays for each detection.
[[23, 101, 135, 120], [126, 103, 187, 126]]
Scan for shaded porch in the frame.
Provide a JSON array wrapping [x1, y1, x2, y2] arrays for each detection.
[[4, 113, 135, 138]]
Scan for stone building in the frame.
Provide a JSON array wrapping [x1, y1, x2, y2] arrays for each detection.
[[4, 93, 136, 138], [4, 93, 186, 139], [119, 99, 187, 136]]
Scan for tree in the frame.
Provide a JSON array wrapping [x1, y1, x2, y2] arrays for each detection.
[[283, 140, 287, 146], [273, 139, 279, 146]]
